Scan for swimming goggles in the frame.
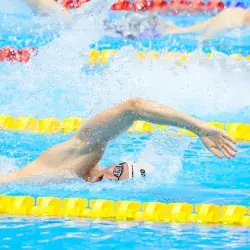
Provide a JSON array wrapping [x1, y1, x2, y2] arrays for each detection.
[[113, 162, 126, 181]]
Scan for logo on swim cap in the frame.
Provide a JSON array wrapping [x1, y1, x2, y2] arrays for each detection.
[[140, 169, 146, 177], [127, 162, 155, 179]]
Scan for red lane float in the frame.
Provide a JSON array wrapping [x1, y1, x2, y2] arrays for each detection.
[[110, 0, 225, 12], [110, 0, 135, 10], [151, 0, 168, 10], [0, 47, 38, 63], [60, 0, 90, 8]]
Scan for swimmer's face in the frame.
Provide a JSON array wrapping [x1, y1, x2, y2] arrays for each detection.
[[90, 163, 130, 182]]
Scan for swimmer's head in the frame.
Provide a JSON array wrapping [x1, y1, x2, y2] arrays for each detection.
[[90, 162, 155, 182]]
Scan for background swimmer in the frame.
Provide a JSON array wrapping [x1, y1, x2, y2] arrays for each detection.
[[25, 0, 72, 22], [0, 98, 237, 184], [104, 13, 165, 39]]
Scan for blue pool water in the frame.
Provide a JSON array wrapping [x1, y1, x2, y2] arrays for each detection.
[[0, 131, 250, 249], [1, 0, 250, 249]]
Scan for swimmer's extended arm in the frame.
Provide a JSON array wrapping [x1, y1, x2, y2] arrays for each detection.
[[75, 98, 237, 158]]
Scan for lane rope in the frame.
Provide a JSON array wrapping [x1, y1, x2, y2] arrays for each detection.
[[0, 47, 249, 64], [110, 0, 226, 12], [1, 116, 250, 141], [57, 0, 249, 13], [0, 195, 249, 226], [87, 49, 250, 65], [0, 47, 38, 63]]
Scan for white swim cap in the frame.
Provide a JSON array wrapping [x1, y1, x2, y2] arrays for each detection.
[[126, 162, 156, 179]]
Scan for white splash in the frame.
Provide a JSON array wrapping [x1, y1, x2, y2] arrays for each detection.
[[0, 156, 19, 174], [82, 47, 250, 120]]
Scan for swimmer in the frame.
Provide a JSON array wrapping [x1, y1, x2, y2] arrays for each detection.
[[25, 0, 72, 22], [160, 8, 250, 39], [0, 98, 237, 184], [104, 13, 165, 39]]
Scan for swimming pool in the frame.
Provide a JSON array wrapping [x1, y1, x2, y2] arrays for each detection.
[[1, 0, 250, 249]]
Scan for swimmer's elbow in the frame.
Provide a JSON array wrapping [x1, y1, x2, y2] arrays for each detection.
[[126, 98, 147, 112], [126, 98, 153, 118]]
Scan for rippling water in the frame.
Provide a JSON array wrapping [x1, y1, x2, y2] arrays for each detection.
[[0, 216, 250, 249]]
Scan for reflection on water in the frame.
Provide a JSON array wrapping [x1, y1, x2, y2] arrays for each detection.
[[0, 216, 250, 249]]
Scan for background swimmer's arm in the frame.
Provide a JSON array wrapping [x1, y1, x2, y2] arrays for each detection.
[[74, 98, 237, 158], [0, 172, 18, 184], [161, 19, 212, 35], [162, 9, 247, 36]]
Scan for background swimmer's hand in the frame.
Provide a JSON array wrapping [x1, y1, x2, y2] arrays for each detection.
[[198, 124, 237, 159], [158, 21, 183, 35]]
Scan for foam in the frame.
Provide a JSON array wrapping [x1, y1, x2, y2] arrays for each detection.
[[0, 156, 19, 174]]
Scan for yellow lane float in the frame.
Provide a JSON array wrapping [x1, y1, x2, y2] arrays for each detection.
[[88, 49, 250, 65], [0, 195, 250, 226], [0, 115, 250, 141]]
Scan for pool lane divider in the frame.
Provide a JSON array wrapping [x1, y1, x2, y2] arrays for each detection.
[[0, 47, 38, 63], [87, 50, 250, 65], [0, 47, 249, 64], [110, 0, 226, 12], [1, 116, 250, 141], [58, 0, 249, 13], [0, 195, 250, 226]]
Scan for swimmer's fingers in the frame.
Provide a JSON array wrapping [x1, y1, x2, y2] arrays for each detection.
[[221, 147, 231, 159], [202, 137, 223, 158], [209, 146, 223, 159], [223, 138, 237, 152], [221, 144, 236, 158], [213, 138, 236, 159], [220, 131, 238, 154], [210, 145, 232, 159], [222, 131, 237, 145], [211, 141, 236, 159], [202, 131, 237, 159]]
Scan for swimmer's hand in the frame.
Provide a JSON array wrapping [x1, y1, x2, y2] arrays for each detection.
[[198, 124, 237, 159]]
